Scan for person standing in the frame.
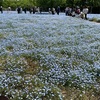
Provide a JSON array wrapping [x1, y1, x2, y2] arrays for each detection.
[[67, 7, 72, 16], [75, 6, 80, 15], [57, 6, 60, 15], [17, 7, 21, 14], [52, 8, 56, 15], [8, 7, 11, 11], [7, 7, 11, 13], [29, 7, 33, 14], [48, 8, 51, 13], [65, 7, 68, 16], [82, 6, 89, 19], [33, 7, 36, 14], [23, 7, 27, 14], [0, 6, 3, 13]]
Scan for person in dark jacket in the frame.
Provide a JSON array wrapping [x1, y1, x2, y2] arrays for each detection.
[[57, 6, 60, 15], [0, 6, 3, 13], [17, 7, 21, 14], [33, 7, 36, 14], [23, 7, 27, 14]]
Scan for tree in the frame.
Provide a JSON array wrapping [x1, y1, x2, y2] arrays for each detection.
[[1, 0, 100, 11], [36, 0, 66, 10], [0, 0, 3, 6]]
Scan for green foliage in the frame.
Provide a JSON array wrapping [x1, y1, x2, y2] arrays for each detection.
[[6, 46, 13, 51], [36, 0, 66, 10], [1, 0, 100, 10], [0, 33, 4, 39], [2, 0, 36, 9]]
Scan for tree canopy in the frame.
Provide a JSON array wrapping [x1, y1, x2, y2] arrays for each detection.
[[0, 0, 100, 10]]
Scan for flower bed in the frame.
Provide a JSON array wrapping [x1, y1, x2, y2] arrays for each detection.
[[0, 13, 100, 99]]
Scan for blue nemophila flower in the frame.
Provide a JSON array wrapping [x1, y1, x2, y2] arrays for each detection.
[[0, 13, 100, 99]]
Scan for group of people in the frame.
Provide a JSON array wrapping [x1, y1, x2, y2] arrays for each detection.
[[0, 6, 11, 13], [48, 6, 89, 19], [17, 6, 60, 15], [0, 5, 89, 19], [16, 6, 43, 14], [65, 6, 89, 19], [48, 6, 60, 15]]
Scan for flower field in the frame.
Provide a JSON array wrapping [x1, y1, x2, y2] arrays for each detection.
[[0, 12, 100, 100]]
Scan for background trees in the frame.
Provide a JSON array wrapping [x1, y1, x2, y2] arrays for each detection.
[[0, 0, 100, 13], [35, 0, 66, 11]]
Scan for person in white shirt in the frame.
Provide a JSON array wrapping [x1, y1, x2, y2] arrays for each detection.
[[82, 6, 89, 19]]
